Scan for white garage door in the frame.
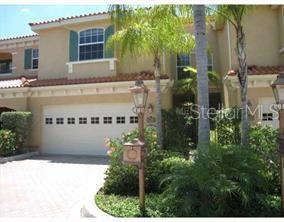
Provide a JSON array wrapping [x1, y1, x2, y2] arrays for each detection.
[[42, 103, 138, 156]]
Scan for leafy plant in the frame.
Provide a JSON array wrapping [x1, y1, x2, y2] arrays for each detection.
[[249, 124, 279, 195], [162, 109, 193, 155], [103, 127, 181, 195], [0, 130, 17, 157], [159, 144, 271, 216], [174, 67, 219, 95], [0, 112, 32, 154], [211, 107, 241, 145], [95, 192, 164, 217]]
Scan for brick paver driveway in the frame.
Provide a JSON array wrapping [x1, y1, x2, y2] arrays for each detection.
[[0, 155, 109, 218]]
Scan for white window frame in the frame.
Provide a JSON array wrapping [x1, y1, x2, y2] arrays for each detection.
[[78, 28, 105, 61], [176, 54, 191, 80], [207, 53, 214, 72], [31, 48, 39, 70]]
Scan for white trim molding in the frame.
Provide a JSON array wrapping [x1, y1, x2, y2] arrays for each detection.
[[226, 74, 278, 89], [0, 36, 39, 50], [31, 14, 110, 31], [0, 79, 171, 99], [66, 58, 118, 74]]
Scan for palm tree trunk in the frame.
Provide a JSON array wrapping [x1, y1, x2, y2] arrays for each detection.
[[154, 56, 163, 149], [193, 5, 210, 148], [236, 25, 249, 146]]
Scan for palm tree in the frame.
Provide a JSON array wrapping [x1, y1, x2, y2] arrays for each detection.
[[193, 5, 210, 147], [214, 5, 251, 146], [174, 67, 219, 95], [109, 6, 194, 148]]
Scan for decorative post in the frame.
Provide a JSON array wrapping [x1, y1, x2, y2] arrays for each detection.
[[123, 79, 150, 213], [271, 73, 284, 216]]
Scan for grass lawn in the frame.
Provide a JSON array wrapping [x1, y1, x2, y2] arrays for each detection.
[[95, 192, 164, 217]]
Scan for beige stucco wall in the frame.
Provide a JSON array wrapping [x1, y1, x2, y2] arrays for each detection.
[[228, 6, 282, 68], [0, 98, 28, 111]]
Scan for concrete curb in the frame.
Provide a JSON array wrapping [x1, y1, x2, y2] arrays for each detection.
[[80, 188, 114, 218], [0, 151, 39, 164]]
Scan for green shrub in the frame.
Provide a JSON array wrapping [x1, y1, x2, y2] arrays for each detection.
[[162, 109, 193, 155], [103, 127, 181, 195], [0, 130, 17, 157], [212, 107, 241, 145], [0, 112, 32, 153], [159, 144, 274, 217], [249, 124, 279, 195], [95, 193, 164, 217]]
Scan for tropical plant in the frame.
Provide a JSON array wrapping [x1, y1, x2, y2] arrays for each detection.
[[159, 144, 272, 216], [109, 5, 195, 148], [174, 67, 219, 95], [214, 5, 252, 145], [103, 127, 182, 195]]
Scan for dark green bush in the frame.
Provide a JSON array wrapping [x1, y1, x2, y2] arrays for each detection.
[[162, 109, 193, 155], [159, 144, 275, 217], [249, 124, 279, 195], [103, 127, 181, 195], [0, 112, 32, 153], [0, 130, 17, 157], [212, 107, 241, 145]]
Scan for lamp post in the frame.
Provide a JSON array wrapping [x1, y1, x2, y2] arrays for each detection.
[[128, 79, 149, 213], [271, 73, 284, 216]]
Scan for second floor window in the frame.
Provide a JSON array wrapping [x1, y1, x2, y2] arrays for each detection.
[[176, 54, 190, 80], [32, 49, 39, 69], [79, 28, 104, 61]]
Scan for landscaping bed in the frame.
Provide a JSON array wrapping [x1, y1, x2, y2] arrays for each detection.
[[98, 109, 282, 217], [95, 192, 164, 217]]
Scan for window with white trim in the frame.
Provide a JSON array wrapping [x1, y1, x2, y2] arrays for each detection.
[[91, 117, 100, 124], [45, 118, 53, 125], [116, 116, 125, 124], [207, 53, 213, 72], [176, 54, 190, 80], [67, 117, 75, 124], [79, 117, 87, 124], [103, 117, 112, 124], [130, 116, 138, 124], [79, 28, 104, 61], [32, 49, 39, 69], [56, 118, 64, 125], [262, 113, 273, 121]]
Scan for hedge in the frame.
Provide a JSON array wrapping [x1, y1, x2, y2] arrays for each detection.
[[0, 130, 17, 157], [0, 111, 32, 154]]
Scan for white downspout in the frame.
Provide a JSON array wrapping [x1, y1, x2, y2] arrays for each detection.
[[224, 20, 232, 108], [227, 20, 232, 69]]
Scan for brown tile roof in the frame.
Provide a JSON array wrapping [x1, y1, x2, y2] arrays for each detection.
[[228, 65, 284, 76], [0, 34, 38, 42], [29, 72, 168, 87], [29, 11, 109, 26], [0, 72, 168, 89]]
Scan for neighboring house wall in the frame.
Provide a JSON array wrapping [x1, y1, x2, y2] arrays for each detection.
[[0, 37, 38, 78]]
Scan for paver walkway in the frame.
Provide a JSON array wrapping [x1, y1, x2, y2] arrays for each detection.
[[0, 154, 109, 218]]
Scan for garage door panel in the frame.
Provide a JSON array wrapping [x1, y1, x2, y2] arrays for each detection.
[[42, 103, 137, 156]]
